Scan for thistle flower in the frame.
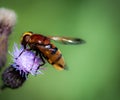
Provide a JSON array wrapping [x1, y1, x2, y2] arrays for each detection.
[[10, 44, 43, 76], [0, 8, 17, 70], [1, 44, 43, 89]]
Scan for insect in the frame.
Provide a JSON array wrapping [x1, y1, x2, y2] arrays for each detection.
[[20, 31, 85, 70]]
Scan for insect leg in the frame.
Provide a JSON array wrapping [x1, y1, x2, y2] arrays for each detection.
[[34, 48, 46, 66], [38, 52, 45, 66], [15, 48, 32, 59]]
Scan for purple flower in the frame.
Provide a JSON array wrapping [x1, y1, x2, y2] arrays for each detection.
[[10, 43, 43, 76], [1, 43, 44, 90]]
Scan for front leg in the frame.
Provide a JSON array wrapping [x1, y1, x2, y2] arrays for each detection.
[[15, 47, 32, 59], [39, 52, 46, 66], [33, 49, 46, 67]]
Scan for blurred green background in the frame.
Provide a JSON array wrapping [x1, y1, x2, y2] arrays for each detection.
[[0, 0, 120, 100]]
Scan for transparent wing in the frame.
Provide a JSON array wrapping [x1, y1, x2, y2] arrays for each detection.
[[48, 36, 85, 45]]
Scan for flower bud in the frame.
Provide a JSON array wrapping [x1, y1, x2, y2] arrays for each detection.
[[1, 65, 27, 89]]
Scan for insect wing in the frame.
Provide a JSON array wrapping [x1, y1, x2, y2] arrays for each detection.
[[48, 36, 85, 45]]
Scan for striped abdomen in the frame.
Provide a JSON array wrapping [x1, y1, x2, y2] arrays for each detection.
[[37, 44, 65, 70]]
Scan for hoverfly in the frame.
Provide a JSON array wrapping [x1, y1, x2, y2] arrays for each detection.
[[21, 32, 85, 70]]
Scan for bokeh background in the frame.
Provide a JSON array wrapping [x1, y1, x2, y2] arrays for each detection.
[[0, 0, 120, 100]]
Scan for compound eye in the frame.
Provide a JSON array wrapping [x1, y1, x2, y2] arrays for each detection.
[[21, 35, 31, 47], [25, 35, 30, 42]]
